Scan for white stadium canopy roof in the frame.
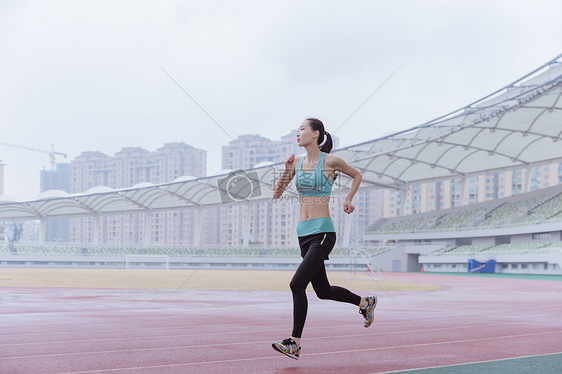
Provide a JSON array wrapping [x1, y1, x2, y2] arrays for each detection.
[[1, 53, 561, 221], [337, 53, 562, 190]]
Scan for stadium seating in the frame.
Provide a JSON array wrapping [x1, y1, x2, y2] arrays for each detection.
[[369, 187, 562, 234], [426, 242, 560, 256]]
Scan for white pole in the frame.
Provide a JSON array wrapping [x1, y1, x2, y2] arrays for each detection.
[[144, 212, 151, 247], [460, 176, 468, 206], [524, 165, 533, 193], [93, 216, 100, 245], [242, 204, 251, 247], [194, 207, 202, 247], [40, 219, 46, 244], [400, 185, 410, 216], [292, 202, 298, 246], [343, 212, 353, 247]]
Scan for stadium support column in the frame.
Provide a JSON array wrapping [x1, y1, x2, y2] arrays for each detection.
[[194, 207, 202, 247], [343, 211, 352, 247], [144, 212, 152, 247], [40, 219, 46, 244], [93, 215, 100, 245], [460, 177, 468, 206], [521, 165, 533, 193], [242, 204, 251, 247], [292, 202, 298, 246], [0, 160, 4, 195], [400, 185, 410, 216]]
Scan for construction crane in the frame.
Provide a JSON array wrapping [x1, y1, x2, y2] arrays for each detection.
[[0, 143, 67, 170]]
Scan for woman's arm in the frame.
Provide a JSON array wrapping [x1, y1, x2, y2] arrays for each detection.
[[273, 154, 297, 199], [327, 155, 362, 214]]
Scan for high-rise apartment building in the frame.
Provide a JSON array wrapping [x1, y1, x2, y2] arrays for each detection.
[[381, 162, 562, 218], [70, 143, 206, 192], [219, 132, 302, 246], [40, 163, 70, 242], [221, 132, 302, 170], [68, 142, 211, 245]]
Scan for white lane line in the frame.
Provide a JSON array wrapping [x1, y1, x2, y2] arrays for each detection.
[[0, 326, 562, 364], [4, 302, 560, 339], [3, 316, 559, 355], [3, 313, 561, 349], [56, 331, 562, 374]]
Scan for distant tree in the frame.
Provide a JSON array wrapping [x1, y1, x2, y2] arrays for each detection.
[[6, 222, 23, 242], [6, 222, 24, 253]]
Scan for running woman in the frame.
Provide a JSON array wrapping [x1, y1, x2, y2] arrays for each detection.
[[271, 118, 377, 360]]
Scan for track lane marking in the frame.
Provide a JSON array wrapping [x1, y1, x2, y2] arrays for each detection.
[[51, 331, 562, 374], [3, 317, 560, 353], [4, 330, 561, 369]]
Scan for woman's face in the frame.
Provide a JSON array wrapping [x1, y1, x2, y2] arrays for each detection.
[[296, 120, 319, 147]]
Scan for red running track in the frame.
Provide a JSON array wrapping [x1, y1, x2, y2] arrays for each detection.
[[1, 272, 561, 373]]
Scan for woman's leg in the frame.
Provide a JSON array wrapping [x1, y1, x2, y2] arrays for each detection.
[[311, 265, 361, 305], [309, 233, 361, 305], [289, 234, 331, 339]]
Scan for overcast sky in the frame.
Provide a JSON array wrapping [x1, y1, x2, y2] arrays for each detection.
[[1, 0, 561, 200]]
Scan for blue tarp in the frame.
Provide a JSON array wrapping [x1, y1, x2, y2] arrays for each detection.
[[468, 259, 496, 273]]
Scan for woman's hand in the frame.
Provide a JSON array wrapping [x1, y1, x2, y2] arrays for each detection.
[[285, 154, 295, 169], [273, 154, 296, 199], [343, 199, 355, 214]]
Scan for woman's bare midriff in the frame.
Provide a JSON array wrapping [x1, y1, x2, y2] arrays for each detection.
[[298, 196, 331, 221]]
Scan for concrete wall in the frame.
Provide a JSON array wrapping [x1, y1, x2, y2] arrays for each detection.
[[418, 250, 562, 275], [472, 237, 494, 246], [365, 247, 409, 272]]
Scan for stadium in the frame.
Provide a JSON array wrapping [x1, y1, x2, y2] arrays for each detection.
[[1, 54, 561, 276], [2, 55, 562, 374], [3, 0, 562, 370]]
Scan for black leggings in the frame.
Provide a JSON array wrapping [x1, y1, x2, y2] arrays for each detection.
[[290, 232, 362, 338]]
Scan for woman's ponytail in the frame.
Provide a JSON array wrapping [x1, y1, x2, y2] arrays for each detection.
[[319, 131, 333, 153], [306, 117, 333, 153]]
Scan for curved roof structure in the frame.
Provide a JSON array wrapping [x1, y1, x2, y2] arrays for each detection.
[[0, 167, 277, 220], [1, 53, 561, 221], [337, 53, 562, 190]]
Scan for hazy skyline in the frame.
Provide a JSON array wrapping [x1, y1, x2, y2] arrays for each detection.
[[1, 0, 561, 199]]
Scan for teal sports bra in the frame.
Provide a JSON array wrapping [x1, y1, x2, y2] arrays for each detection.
[[295, 152, 334, 197]]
